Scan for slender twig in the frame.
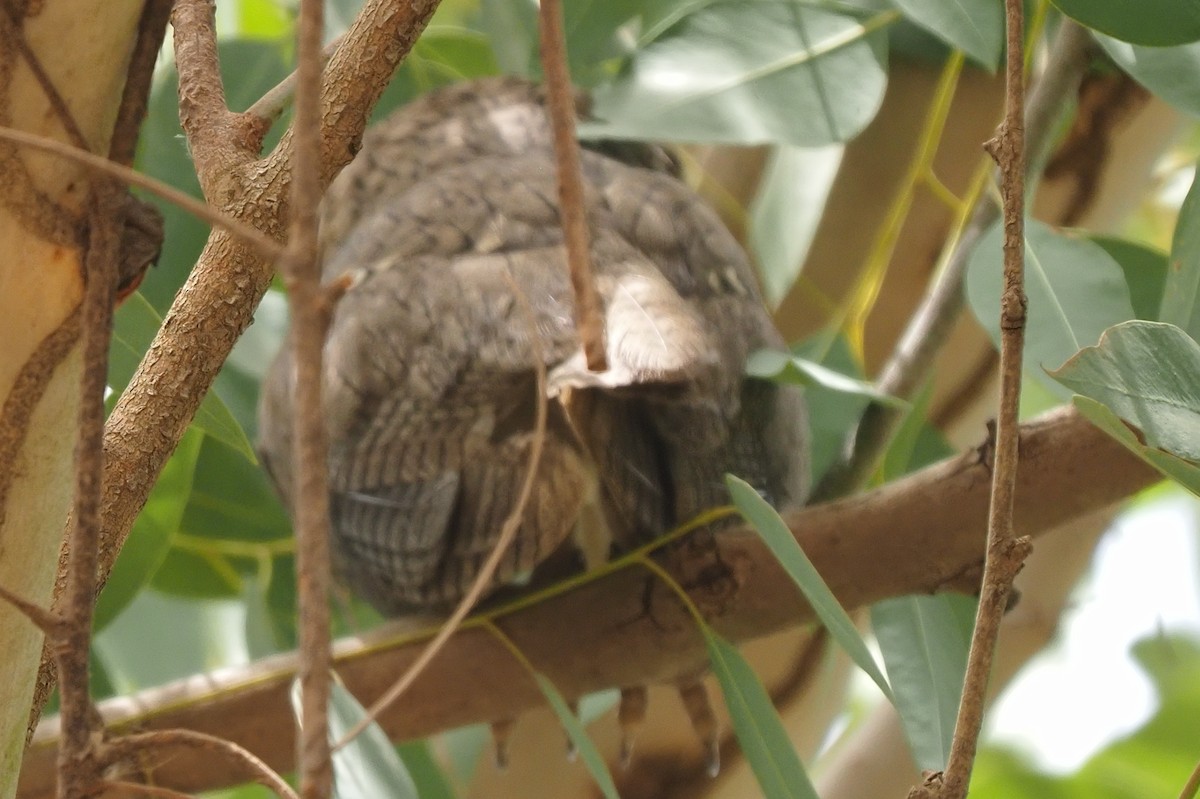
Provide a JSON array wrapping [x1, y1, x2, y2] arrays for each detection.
[[101, 729, 298, 799], [1179, 755, 1200, 799], [246, 34, 345, 123], [538, 0, 607, 372], [283, 0, 333, 796], [56, 180, 123, 798], [815, 20, 1095, 502], [335, 271, 552, 750], [0, 583, 59, 634], [931, 2, 1032, 797], [0, 126, 282, 259]]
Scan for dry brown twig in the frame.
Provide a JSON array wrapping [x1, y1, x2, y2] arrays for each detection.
[[911, 1, 1031, 797], [282, 0, 334, 796], [539, 0, 608, 372], [100, 729, 298, 799]]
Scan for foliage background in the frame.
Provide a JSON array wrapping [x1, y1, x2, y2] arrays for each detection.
[[77, 0, 1200, 796]]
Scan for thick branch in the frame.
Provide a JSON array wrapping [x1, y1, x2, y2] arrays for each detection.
[[18, 407, 1159, 797]]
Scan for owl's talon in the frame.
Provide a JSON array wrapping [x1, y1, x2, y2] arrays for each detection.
[[491, 718, 515, 770], [677, 680, 720, 776]]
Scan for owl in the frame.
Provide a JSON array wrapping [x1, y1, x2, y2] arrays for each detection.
[[257, 77, 809, 616]]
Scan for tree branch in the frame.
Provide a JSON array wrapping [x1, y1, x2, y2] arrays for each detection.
[[815, 20, 1095, 501], [283, 0, 333, 795], [18, 407, 1160, 797], [931, 0, 1029, 795]]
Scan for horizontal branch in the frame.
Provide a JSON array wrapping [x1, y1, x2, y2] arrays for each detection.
[[17, 406, 1159, 797]]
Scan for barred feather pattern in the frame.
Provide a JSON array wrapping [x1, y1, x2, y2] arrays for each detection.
[[257, 77, 810, 614]]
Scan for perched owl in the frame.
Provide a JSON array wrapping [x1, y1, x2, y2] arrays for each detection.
[[257, 77, 810, 615]]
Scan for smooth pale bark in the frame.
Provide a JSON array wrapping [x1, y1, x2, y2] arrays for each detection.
[[0, 2, 142, 794]]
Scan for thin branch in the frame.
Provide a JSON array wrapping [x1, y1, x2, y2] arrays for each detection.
[[284, 0, 333, 796], [538, 0, 608, 372], [929, 1, 1030, 796], [245, 34, 345, 124], [814, 20, 1095, 501], [20, 407, 1160, 797], [1179, 754, 1200, 799], [0, 126, 282, 259], [56, 179, 123, 799], [335, 272, 551, 749], [101, 730, 298, 799], [0, 584, 59, 636], [171, 0, 267, 190]]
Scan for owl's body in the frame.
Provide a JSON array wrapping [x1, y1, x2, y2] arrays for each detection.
[[258, 77, 809, 615]]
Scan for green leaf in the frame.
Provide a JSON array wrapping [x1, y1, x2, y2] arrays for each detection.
[[94, 428, 204, 630], [1091, 236, 1169, 323], [1049, 321, 1200, 463], [396, 740, 459, 799], [1074, 393, 1200, 496], [1096, 36, 1200, 117], [1162, 169, 1200, 340], [533, 675, 620, 799], [872, 594, 976, 771], [111, 293, 256, 461], [726, 474, 893, 700], [891, 0, 1002, 69], [749, 144, 843, 307], [304, 680, 421, 799], [747, 348, 908, 408], [789, 334, 872, 484], [584, 2, 891, 145], [1050, 0, 1200, 47], [182, 435, 292, 544], [704, 629, 819, 799], [966, 219, 1136, 391], [881, 383, 955, 480]]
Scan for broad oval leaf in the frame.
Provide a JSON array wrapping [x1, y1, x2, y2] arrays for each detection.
[[533, 675, 620, 799], [1049, 321, 1200, 464], [750, 144, 844, 307], [1091, 236, 1169, 322], [1052, 0, 1200, 47], [892, 0, 1002, 69], [872, 594, 976, 771], [704, 628, 820, 799], [1096, 36, 1200, 118], [966, 219, 1136, 391], [726, 474, 893, 701], [1162, 169, 1200, 340], [584, 2, 891, 146]]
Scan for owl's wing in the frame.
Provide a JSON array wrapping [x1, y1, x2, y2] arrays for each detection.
[[264, 152, 716, 613]]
